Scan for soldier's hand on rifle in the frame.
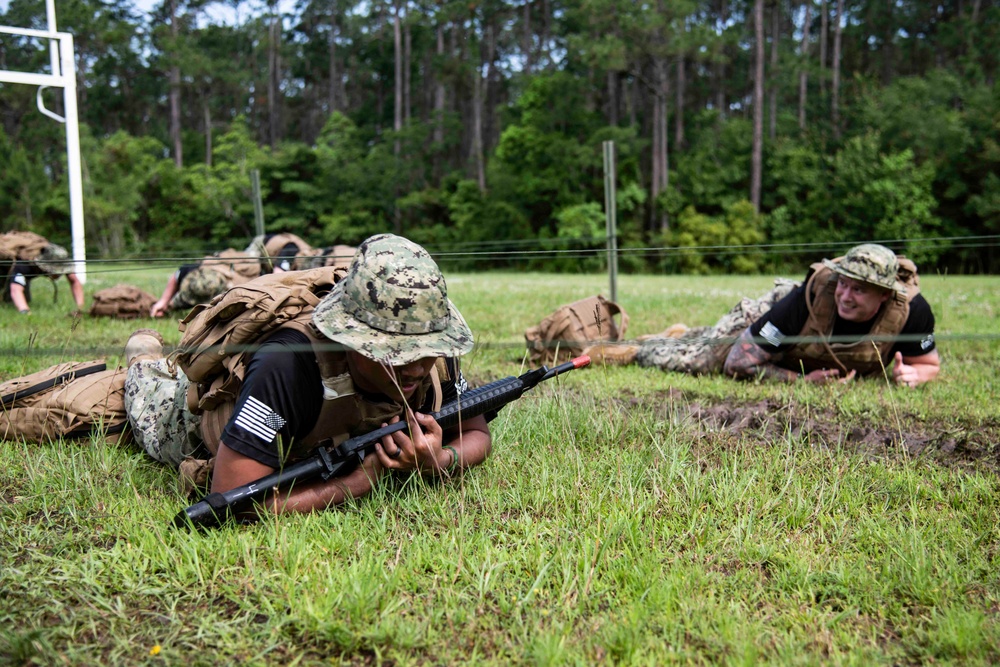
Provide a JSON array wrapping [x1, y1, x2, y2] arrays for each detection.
[[374, 407, 448, 475]]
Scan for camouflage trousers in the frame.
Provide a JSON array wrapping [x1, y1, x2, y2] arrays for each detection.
[[635, 279, 798, 374], [124, 358, 202, 469]]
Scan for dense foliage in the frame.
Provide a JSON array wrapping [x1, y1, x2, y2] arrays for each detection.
[[0, 0, 997, 272]]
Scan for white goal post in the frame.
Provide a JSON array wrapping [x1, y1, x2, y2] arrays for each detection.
[[0, 2, 87, 282]]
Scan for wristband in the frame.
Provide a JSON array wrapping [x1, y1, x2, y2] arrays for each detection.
[[443, 445, 459, 473], [18, 308, 30, 314]]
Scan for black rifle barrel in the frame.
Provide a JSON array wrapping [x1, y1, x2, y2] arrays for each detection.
[[175, 355, 590, 528]]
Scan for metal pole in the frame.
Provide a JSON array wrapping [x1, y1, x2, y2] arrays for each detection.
[[0, 25, 86, 281], [45, 0, 59, 81], [603, 141, 618, 303], [60, 34, 87, 284], [251, 169, 265, 237]]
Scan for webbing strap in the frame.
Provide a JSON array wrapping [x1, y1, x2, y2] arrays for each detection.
[[1, 362, 107, 408], [63, 420, 128, 440]]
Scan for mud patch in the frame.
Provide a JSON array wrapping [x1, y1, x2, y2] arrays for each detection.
[[633, 393, 1000, 474]]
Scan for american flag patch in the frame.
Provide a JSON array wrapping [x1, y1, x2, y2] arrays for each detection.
[[234, 396, 287, 442], [759, 321, 786, 347]]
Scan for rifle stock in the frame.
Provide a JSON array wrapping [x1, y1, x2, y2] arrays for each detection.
[[174, 355, 590, 528]]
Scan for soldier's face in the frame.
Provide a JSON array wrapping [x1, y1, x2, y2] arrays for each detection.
[[834, 276, 891, 322], [347, 351, 437, 401]]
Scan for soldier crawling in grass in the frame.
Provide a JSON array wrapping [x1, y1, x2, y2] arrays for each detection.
[[244, 232, 356, 272], [125, 234, 490, 516], [628, 244, 940, 388], [1, 231, 85, 316], [149, 248, 262, 318], [151, 234, 356, 318]]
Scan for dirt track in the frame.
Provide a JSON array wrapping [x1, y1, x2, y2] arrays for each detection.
[[630, 391, 1000, 474]]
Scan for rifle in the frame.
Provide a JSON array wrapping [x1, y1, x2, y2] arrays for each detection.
[[174, 354, 591, 528]]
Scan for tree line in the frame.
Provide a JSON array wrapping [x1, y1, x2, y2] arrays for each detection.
[[1, 0, 997, 273]]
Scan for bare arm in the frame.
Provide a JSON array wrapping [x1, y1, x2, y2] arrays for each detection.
[[151, 272, 179, 317], [209, 412, 491, 516], [891, 349, 940, 387], [9, 281, 30, 312], [212, 440, 388, 514], [372, 411, 492, 476], [723, 328, 850, 383], [66, 273, 85, 309]]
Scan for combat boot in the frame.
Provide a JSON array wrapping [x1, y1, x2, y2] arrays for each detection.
[[125, 328, 165, 367]]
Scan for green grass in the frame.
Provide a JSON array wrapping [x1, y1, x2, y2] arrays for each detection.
[[2, 267, 999, 665]]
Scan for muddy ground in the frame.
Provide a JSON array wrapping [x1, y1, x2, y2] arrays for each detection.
[[622, 390, 1000, 475]]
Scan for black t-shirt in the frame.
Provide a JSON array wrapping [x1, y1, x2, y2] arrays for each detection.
[[175, 263, 199, 284], [220, 329, 467, 468], [748, 279, 937, 359], [3, 261, 44, 303]]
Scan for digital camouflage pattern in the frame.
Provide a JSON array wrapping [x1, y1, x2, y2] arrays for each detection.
[[124, 358, 202, 468], [312, 233, 474, 365], [170, 265, 229, 311], [822, 243, 904, 293], [635, 279, 798, 374], [37, 243, 75, 276]]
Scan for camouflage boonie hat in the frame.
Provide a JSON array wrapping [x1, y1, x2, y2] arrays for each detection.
[[171, 266, 229, 309], [37, 243, 74, 276], [312, 234, 473, 365], [823, 243, 905, 294]]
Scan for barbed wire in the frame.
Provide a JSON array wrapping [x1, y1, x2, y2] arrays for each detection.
[[12, 233, 1000, 275], [2, 330, 998, 363], [5, 234, 999, 364]]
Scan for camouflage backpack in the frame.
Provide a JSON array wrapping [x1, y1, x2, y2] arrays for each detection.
[[173, 265, 348, 417], [0, 360, 131, 444], [90, 284, 158, 319], [525, 295, 629, 364]]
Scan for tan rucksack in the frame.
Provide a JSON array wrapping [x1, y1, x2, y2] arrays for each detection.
[[200, 248, 261, 285], [245, 233, 314, 271], [0, 360, 131, 444], [292, 244, 357, 271], [0, 230, 50, 262], [263, 232, 312, 258], [89, 284, 158, 319], [524, 295, 629, 364], [174, 265, 348, 415]]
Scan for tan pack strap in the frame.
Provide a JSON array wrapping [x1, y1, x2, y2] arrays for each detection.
[[606, 299, 630, 340], [430, 360, 444, 412], [296, 321, 358, 449], [300, 392, 361, 450], [64, 419, 128, 440], [803, 267, 849, 375], [2, 362, 107, 408]]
